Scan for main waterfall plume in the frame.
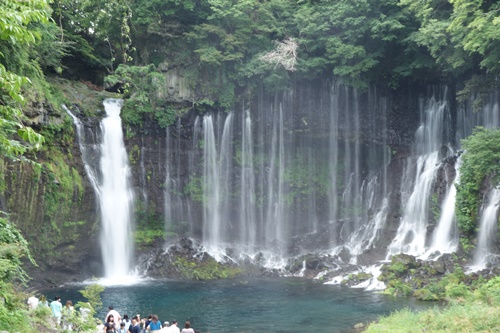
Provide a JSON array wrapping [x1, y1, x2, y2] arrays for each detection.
[[65, 100, 135, 279], [99, 99, 134, 278]]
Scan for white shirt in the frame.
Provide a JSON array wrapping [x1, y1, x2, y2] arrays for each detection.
[[105, 309, 122, 329], [27, 296, 39, 309], [163, 324, 180, 333]]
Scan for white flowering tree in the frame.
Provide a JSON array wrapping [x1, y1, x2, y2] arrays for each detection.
[[260, 37, 298, 71]]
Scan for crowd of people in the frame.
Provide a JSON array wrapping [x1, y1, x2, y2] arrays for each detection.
[[103, 307, 190, 333], [28, 295, 199, 333], [28, 295, 77, 330]]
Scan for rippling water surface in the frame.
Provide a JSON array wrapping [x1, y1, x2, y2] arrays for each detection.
[[53, 278, 430, 333]]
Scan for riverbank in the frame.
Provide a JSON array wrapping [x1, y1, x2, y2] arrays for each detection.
[[364, 276, 500, 332]]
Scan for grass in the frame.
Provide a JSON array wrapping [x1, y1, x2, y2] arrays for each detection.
[[365, 277, 500, 333]]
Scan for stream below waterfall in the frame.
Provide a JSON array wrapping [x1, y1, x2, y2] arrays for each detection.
[[52, 278, 432, 333]]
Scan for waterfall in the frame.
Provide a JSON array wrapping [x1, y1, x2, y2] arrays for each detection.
[[164, 119, 190, 242], [99, 99, 134, 278], [159, 82, 486, 266], [201, 113, 234, 258], [344, 87, 390, 260], [182, 81, 393, 265], [240, 109, 256, 248], [388, 152, 440, 256], [388, 88, 451, 257], [164, 127, 173, 240], [139, 141, 148, 204], [472, 188, 500, 270], [424, 157, 461, 257], [219, 113, 234, 245], [456, 91, 500, 141], [202, 115, 223, 253], [327, 84, 339, 243], [63, 105, 101, 194], [265, 103, 287, 254], [340, 89, 362, 238]]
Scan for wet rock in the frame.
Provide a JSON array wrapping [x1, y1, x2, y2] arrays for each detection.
[[391, 254, 418, 268], [179, 237, 194, 250], [306, 257, 325, 270], [430, 261, 446, 275], [338, 247, 352, 263], [342, 272, 374, 287], [353, 323, 365, 330]]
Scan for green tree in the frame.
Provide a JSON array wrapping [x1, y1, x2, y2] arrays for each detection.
[[400, 0, 500, 77], [0, 0, 49, 159], [456, 128, 500, 239], [294, 0, 420, 87], [448, 0, 500, 74], [51, 0, 135, 75]]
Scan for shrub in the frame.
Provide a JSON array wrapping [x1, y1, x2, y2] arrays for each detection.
[[456, 128, 500, 238]]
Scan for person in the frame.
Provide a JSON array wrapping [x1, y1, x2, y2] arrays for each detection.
[[162, 321, 169, 330], [135, 314, 142, 333], [80, 302, 92, 320], [105, 314, 117, 333], [62, 300, 75, 331], [50, 296, 63, 326], [180, 321, 195, 333], [128, 316, 141, 333], [144, 314, 153, 332], [106, 306, 122, 330], [38, 295, 49, 307], [149, 315, 162, 332], [118, 322, 127, 333], [122, 314, 132, 331], [27, 295, 39, 310], [164, 320, 180, 333]]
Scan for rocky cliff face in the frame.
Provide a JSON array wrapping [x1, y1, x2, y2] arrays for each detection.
[[1, 77, 487, 285], [0, 119, 101, 286], [122, 79, 429, 264]]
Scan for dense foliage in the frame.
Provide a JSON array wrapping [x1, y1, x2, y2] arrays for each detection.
[[2, 0, 496, 132], [366, 276, 500, 332], [456, 128, 500, 245], [0, 217, 35, 331], [0, 213, 103, 332], [48, 0, 500, 108], [0, 0, 52, 159], [1, 0, 498, 137]]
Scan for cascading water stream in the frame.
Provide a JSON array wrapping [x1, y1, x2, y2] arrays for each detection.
[[66, 100, 135, 280], [265, 103, 287, 254], [200, 113, 235, 259], [343, 87, 390, 261], [162, 82, 499, 273], [202, 115, 222, 255], [388, 152, 440, 256], [240, 109, 256, 248], [99, 99, 134, 278], [421, 157, 461, 259], [388, 89, 450, 257], [327, 84, 339, 244], [63, 106, 101, 194], [164, 127, 173, 241], [471, 188, 500, 270], [188, 82, 393, 267]]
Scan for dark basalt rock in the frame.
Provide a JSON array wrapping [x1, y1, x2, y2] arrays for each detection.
[[392, 254, 418, 268]]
